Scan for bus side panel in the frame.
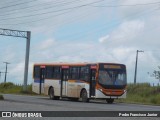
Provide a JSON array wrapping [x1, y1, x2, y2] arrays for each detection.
[[44, 79, 61, 96], [67, 80, 80, 98], [67, 85, 76, 97], [67, 81, 74, 97], [32, 82, 39, 94], [67, 80, 89, 98], [32, 79, 45, 94]]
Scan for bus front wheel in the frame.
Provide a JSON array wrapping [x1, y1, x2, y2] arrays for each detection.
[[81, 89, 89, 102], [106, 98, 114, 104]]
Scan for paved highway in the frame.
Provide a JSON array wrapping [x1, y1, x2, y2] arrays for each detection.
[[0, 94, 159, 120]]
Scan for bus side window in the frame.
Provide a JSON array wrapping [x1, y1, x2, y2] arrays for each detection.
[[34, 66, 40, 79], [70, 67, 79, 80], [80, 66, 89, 82], [53, 67, 61, 79], [45, 66, 53, 79]]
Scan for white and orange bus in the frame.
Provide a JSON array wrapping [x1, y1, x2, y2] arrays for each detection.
[[32, 63, 127, 103]]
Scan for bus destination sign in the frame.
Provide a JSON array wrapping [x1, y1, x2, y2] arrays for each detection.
[[104, 65, 121, 69]]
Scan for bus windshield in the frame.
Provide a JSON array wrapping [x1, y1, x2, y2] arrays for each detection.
[[98, 69, 126, 86]]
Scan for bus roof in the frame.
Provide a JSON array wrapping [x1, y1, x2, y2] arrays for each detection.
[[33, 62, 125, 66]]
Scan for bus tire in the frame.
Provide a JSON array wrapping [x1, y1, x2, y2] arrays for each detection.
[[106, 98, 114, 104], [69, 98, 79, 101], [54, 96, 60, 100], [49, 87, 55, 100], [81, 89, 89, 102]]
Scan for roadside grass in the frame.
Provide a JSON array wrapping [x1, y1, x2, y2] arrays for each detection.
[[116, 83, 160, 105], [0, 82, 36, 95]]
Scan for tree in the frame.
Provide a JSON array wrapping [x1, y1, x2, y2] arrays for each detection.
[[151, 66, 160, 82]]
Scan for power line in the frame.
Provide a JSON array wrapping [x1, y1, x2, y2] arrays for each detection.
[[0, 0, 29, 5], [0, 0, 117, 30], [5, 2, 154, 41], [0, 10, 73, 25], [0, 0, 159, 42], [141, 50, 160, 52], [24, 5, 157, 43], [41, 7, 157, 41], [0, 2, 101, 26], [0, 0, 82, 17], [1, 0, 158, 19], [0, 0, 158, 29], [0, 0, 39, 10], [36, 1, 158, 36], [89, 1, 160, 7], [30, 0, 119, 33], [0, 0, 25, 6], [0, 0, 104, 22]]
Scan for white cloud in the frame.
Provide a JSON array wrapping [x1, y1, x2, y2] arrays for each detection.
[[99, 20, 145, 48], [38, 39, 55, 50], [112, 47, 135, 62], [115, 20, 144, 39], [99, 35, 109, 43]]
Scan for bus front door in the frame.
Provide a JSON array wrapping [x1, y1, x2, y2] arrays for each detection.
[[61, 68, 69, 97], [90, 69, 96, 97], [39, 67, 45, 94]]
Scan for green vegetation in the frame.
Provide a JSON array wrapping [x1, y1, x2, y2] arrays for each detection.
[[0, 82, 35, 95], [117, 83, 160, 105]]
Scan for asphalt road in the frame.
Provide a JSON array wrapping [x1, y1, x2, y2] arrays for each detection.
[[0, 94, 159, 120]]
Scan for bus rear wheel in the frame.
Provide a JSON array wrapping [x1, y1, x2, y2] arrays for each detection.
[[81, 89, 89, 102], [106, 98, 114, 104], [49, 87, 55, 100]]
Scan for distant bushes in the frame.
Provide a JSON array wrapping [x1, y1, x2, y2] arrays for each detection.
[[0, 82, 34, 95], [118, 83, 160, 105], [0, 82, 14, 89]]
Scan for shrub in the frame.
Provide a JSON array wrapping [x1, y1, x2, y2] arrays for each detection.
[[150, 97, 157, 104], [117, 83, 160, 105], [0, 82, 14, 89], [0, 82, 34, 95]]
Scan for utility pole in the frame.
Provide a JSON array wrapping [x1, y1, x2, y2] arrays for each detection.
[[134, 50, 144, 84], [3, 62, 10, 83], [23, 31, 31, 91]]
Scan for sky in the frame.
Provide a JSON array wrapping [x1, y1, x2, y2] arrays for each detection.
[[0, 0, 160, 85]]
